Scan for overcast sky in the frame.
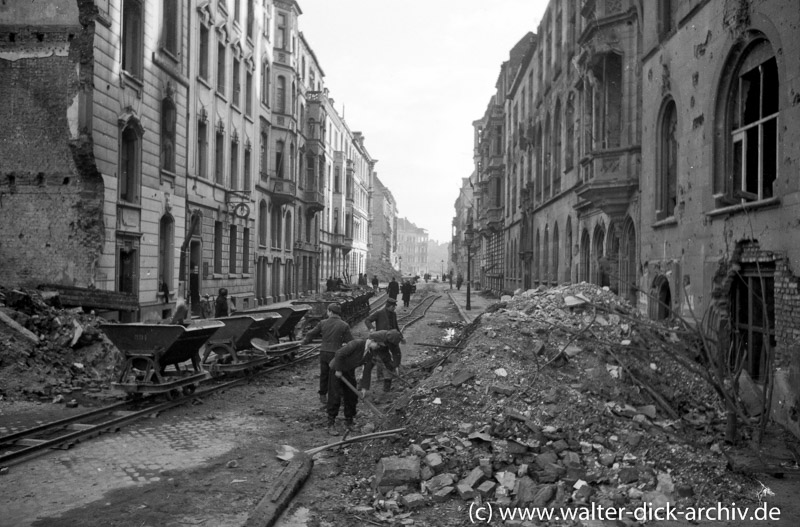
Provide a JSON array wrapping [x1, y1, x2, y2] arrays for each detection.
[[297, 0, 548, 243]]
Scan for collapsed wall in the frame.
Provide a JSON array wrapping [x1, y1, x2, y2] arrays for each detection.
[[0, 0, 104, 288]]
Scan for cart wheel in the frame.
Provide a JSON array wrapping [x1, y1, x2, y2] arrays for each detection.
[[182, 384, 196, 395], [165, 389, 181, 401]]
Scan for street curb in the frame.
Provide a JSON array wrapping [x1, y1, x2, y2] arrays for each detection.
[[244, 453, 314, 527], [447, 291, 475, 324]]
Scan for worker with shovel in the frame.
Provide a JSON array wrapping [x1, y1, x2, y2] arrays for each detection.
[[301, 302, 353, 408], [326, 329, 402, 436]]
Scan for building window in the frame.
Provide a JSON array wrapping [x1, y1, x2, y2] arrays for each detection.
[[553, 100, 562, 193], [242, 227, 250, 273], [234, 0, 241, 23], [163, 0, 179, 56], [232, 57, 241, 107], [275, 140, 285, 178], [198, 119, 208, 179], [594, 53, 623, 149], [543, 227, 550, 284], [217, 42, 226, 94], [565, 217, 573, 282], [259, 200, 267, 246], [271, 207, 282, 249], [229, 224, 237, 273], [658, 99, 678, 219], [284, 211, 292, 249], [731, 265, 775, 383], [276, 75, 286, 113], [230, 138, 239, 189], [158, 214, 174, 294], [276, 12, 286, 50], [260, 129, 268, 179], [658, 0, 673, 40], [244, 146, 252, 191], [334, 166, 341, 193], [199, 24, 210, 80], [552, 223, 559, 283], [161, 97, 177, 174], [262, 0, 270, 39], [245, 70, 253, 116], [122, 0, 143, 78], [333, 208, 339, 234], [246, 0, 254, 40], [119, 120, 142, 203], [117, 237, 139, 294], [565, 94, 575, 170], [214, 221, 223, 273], [261, 60, 270, 106], [215, 128, 225, 185], [728, 40, 779, 202]]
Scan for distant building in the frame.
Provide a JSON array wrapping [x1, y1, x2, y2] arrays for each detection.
[[396, 217, 428, 277], [370, 176, 397, 264]]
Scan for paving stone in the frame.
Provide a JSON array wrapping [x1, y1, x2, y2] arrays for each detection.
[[459, 466, 485, 488], [432, 486, 454, 502], [456, 483, 475, 500], [375, 456, 420, 487], [476, 480, 496, 497], [400, 493, 426, 510]]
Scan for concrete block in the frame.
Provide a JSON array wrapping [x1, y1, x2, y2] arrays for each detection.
[[459, 466, 485, 488], [374, 456, 420, 488]]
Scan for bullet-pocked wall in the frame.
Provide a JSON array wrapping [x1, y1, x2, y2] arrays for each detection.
[[0, 1, 104, 288]]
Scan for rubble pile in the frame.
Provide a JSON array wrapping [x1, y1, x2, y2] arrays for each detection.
[[0, 287, 120, 400], [337, 283, 760, 524]]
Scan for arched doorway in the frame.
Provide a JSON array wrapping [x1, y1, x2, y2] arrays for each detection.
[[272, 257, 282, 302], [650, 275, 671, 320], [579, 229, 590, 283]]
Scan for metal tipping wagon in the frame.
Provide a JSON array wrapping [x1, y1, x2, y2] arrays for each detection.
[[244, 303, 311, 342], [293, 291, 374, 334], [201, 312, 284, 374], [102, 320, 224, 399]]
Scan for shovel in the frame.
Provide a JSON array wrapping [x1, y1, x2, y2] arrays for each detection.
[[337, 374, 386, 418]]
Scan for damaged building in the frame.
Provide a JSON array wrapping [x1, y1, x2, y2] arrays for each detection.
[[455, 0, 800, 436]]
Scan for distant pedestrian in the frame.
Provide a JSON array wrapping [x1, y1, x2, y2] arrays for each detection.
[[456, 274, 463, 291], [387, 277, 399, 300], [199, 294, 212, 319], [371, 275, 379, 292], [301, 303, 353, 407], [214, 288, 230, 317], [401, 280, 413, 309]]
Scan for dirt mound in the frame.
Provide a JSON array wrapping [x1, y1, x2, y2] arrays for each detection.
[[0, 287, 120, 400]]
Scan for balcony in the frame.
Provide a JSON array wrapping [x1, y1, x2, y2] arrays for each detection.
[[575, 147, 640, 220], [327, 233, 345, 247], [269, 177, 296, 207], [486, 206, 503, 232], [303, 188, 325, 214]]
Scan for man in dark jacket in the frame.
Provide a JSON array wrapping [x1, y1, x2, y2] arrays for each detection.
[[387, 277, 399, 300], [301, 303, 353, 407], [401, 280, 413, 309], [214, 288, 230, 317], [326, 330, 400, 435], [364, 298, 404, 392], [371, 275, 379, 292]]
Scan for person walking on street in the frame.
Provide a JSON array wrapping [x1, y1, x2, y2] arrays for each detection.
[[401, 280, 413, 309], [387, 277, 399, 300], [456, 274, 463, 291], [214, 288, 230, 317], [326, 330, 399, 435], [371, 275, 379, 292], [301, 303, 353, 407], [199, 294, 212, 318], [364, 298, 404, 393]]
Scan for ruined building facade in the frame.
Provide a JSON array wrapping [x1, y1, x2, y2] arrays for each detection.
[[456, 0, 800, 436], [1, 0, 391, 320]]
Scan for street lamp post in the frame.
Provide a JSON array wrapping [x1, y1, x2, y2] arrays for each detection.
[[464, 225, 474, 311], [441, 259, 444, 280], [399, 255, 402, 276]]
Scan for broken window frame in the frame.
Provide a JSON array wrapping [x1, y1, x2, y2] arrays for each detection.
[[657, 99, 678, 220], [730, 265, 775, 383]]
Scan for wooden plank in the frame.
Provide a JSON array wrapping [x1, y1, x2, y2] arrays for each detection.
[[244, 454, 313, 527], [0, 310, 39, 344]]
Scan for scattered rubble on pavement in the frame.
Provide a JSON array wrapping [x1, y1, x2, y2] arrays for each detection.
[[314, 283, 772, 526], [0, 286, 119, 401]]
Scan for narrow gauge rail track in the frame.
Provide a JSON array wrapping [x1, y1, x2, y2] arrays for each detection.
[[0, 344, 320, 469], [397, 294, 441, 331]]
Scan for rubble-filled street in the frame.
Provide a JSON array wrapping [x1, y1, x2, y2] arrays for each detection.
[[2, 282, 798, 526]]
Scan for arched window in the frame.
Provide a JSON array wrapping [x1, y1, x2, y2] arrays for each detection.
[[271, 207, 282, 249], [543, 226, 550, 285], [534, 229, 541, 282], [275, 140, 285, 178], [543, 114, 551, 198], [658, 99, 678, 219], [284, 211, 292, 249], [552, 223, 559, 283], [535, 123, 543, 201], [158, 214, 174, 294], [119, 119, 143, 203], [579, 229, 590, 282], [564, 216, 573, 283], [565, 93, 575, 170], [259, 200, 268, 246], [160, 97, 176, 174], [715, 37, 779, 203], [276, 75, 286, 113], [592, 224, 606, 286], [261, 60, 270, 107], [553, 99, 562, 193]]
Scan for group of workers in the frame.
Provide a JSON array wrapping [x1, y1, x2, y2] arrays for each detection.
[[301, 296, 406, 436]]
